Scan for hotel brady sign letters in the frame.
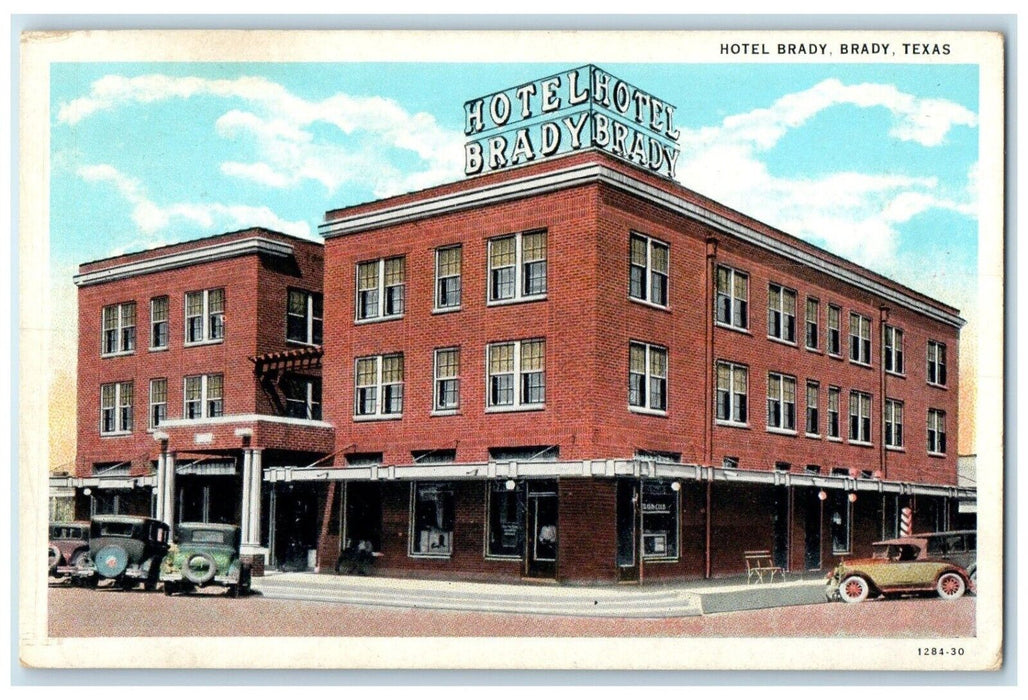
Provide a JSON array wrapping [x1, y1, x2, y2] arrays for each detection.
[[464, 65, 682, 180]]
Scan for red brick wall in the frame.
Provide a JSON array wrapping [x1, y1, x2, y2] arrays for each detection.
[[557, 479, 618, 583]]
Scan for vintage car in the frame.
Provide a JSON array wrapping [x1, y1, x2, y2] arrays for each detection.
[[48, 521, 91, 578], [73, 515, 171, 590], [161, 522, 252, 597], [918, 530, 977, 584], [826, 537, 974, 603]]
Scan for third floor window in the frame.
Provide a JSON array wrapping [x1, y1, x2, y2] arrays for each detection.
[[488, 231, 547, 303], [101, 302, 136, 356], [356, 257, 405, 322], [849, 312, 872, 365], [150, 296, 169, 350], [884, 325, 905, 374], [767, 284, 796, 343], [287, 289, 323, 345], [628, 341, 668, 413], [927, 341, 947, 386], [716, 266, 749, 330], [629, 233, 669, 307], [434, 245, 462, 311], [185, 289, 225, 344]]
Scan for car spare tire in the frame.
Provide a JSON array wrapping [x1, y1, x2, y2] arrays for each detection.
[[183, 552, 218, 585], [94, 545, 130, 578], [48, 545, 61, 571]]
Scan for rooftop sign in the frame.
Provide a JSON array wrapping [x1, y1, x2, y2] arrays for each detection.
[[464, 65, 681, 180]]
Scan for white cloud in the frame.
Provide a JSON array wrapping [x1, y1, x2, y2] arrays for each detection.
[[77, 163, 314, 248], [60, 74, 466, 199]]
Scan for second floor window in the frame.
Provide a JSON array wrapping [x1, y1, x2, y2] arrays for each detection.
[[927, 341, 947, 386], [283, 375, 322, 420], [489, 231, 547, 303], [805, 298, 819, 350], [827, 305, 842, 356], [715, 266, 748, 330], [102, 302, 136, 355], [356, 257, 405, 322], [927, 409, 947, 454], [435, 246, 462, 310], [628, 342, 667, 413], [487, 339, 545, 409], [150, 297, 168, 350], [884, 325, 905, 374], [149, 378, 167, 429], [806, 381, 819, 436], [100, 381, 132, 434], [849, 313, 872, 365], [185, 289, 224, 344], [849, 391, 872, 444], [827, 386, 841, 439], [184, 374, 223, 419], [355, 354, 404, 418], [629, 233, 669, 307], [885, 398, 904, 448], [767, 372, 796, 432], [767, 284, 796, 343], [434, 348, 460, 412], [716, 361, 748, 425], [287, 289, 323, 345]]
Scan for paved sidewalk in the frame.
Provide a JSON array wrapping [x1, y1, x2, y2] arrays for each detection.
[[253, 570, 829, 618]]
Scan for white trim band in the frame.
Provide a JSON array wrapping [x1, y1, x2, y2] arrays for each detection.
[[159, 414, 334, 430]]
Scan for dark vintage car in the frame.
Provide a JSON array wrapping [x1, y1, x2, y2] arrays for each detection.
[[826, 536, 974, 603], [73, 515, 171, 590], [48, 521, 91, 578], [161, 523, 252, 597], [917, 530, 977, 584]]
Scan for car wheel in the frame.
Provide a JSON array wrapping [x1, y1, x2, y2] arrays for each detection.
[[48, 545, 61, 572], [936, 572, 966, 600], [839, 575, 871, 603], [71, 550, 92, 569], [182, 552, 218, 585], [163, 582, 176, 596], [227, 585, 239, 598]]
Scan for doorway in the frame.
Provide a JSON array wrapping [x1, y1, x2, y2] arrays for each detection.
[[269, 482, 320, 571], [344, 482, 382, 552], [525, 481, 558, 579], [616, 479, 639, 582], [803, 489, 822, 570]]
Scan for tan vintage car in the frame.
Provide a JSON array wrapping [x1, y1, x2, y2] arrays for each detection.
[[825, 537, 974, 603]]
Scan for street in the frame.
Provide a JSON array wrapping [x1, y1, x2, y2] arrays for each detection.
[[47, 584, 975, 638]]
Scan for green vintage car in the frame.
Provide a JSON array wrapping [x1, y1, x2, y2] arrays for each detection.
[[826, 537, 973, 603], [161, 523, 252, 597]]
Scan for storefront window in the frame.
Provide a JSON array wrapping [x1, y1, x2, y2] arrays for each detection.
[[830, 491, 851, 554], [641, 480, 679, 560], [486, 482, 525, 558], [410, 482, 455, 557]]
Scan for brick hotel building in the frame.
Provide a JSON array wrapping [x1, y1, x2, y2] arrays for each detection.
[[54, 88, 972, 584]]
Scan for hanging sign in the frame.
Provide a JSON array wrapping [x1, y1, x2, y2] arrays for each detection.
[[464, 65, 681, 180]]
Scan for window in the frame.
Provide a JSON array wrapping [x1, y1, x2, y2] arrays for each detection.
[[805, 298, 819, 350], [641, 480, 679, 560], [488, 230, 547, 303], [150, 297, 168, 350], [885, 399, 904, 448], [356, 257, 405, 321], [282, 375, 322, 420], [287, 289, 323, 345], [487, 339, 545, 410], [767, 373, 796, 432], [354, 354, 404, 418], [412, 449, 456, 464], [848, 391, 872, 444], [715, 266, 749, 330], [827, 305, 842, 356], [433, 348, 460, 413], [486, 481, 525, 559], [849, 313, 872, 365], [767, 283, 796, 343], [101, 302, 136, 355], [830, 491, 851, 554], [827, 386, 841, 439], [805, 381, 819, 436], [629, 342, 668, 413], [148, 378, 167, 429], [183, 374, 223, 419], [884, 325, 904, 374], [928, 409, 947, 454], [716, 361, 748, 425], [927, 341, 947, 386], [434, 245, 462, 311], [629, 233, 669, 307], [410, 483, 454, 557], [185, 289, 225, 344], [100, 381, 132, 434]]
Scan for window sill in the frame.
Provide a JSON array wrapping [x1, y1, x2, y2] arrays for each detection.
[[286, 339, 320, 348], [928, 451, 947, 458], [642, 556, 680, 564], [484, 554, 522, 562], [486, 294, 547, 308], [485, 404, 545, 414], [715, 322, 751, 336], [849, 360, 873, 369], [767, 336, 798, 348], [849, 440, 874, 448], [100, 351, 134, 359], [827, 352, 844, 361], [715, 420, 749, 429], [408, 552, 452, 560], [927, 382, 948, 390], [100, 432, 133, 438], [805, 346, 822, 355], [148, 346, 169, 353], [354, 315, 404, 326], [766, 427, 798, 436], [805, 433, 821, 439], [430, 409, 460, 417], [629, 406, 668, 417], [352, 414, 403, 422], [886, 446, 906, 452], [827, 436, 843, 443], [184, 339, 224, 348], [432, 306, 462, 315], [885, 370, 906, 379], [629, 297, 671, 313]]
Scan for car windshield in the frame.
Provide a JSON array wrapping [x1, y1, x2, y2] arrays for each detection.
[[873, 543, 920, 561], [93, 521, 137, 538]]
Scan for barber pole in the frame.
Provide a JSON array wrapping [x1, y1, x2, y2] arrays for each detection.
[[900, 507, 913, 536]]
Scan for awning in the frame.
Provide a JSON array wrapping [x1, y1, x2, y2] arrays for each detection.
[[249, 345, 322, 375]]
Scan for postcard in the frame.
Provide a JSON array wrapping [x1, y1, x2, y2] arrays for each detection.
[[18, 28, 1004, 672]]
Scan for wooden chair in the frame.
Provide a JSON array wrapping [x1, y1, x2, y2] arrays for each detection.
[[744, 550, 784, 584]]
